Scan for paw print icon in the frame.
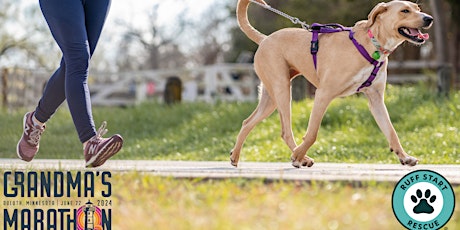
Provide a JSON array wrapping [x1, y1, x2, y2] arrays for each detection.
[[403, 182, 444, 222], [411, 189, 436, 214]]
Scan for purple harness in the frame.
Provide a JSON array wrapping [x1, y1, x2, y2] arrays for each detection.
[[310, 23, 384, 92]]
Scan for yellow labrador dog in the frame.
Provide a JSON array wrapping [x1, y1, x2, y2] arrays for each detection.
[[231, 0, 433, 168]]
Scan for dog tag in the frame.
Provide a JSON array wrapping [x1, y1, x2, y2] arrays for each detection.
[[372, 51, 381, 60]]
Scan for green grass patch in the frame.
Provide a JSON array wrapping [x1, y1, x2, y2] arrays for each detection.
[[4, 173, 458, 229], [113, 174, 460, 229], [1, 85, 459, 164]]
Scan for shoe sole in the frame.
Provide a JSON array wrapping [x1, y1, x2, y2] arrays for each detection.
[[85, 135, 123, 168]]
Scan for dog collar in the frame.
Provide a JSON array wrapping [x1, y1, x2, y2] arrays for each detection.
[[368, 30, 392, 60]]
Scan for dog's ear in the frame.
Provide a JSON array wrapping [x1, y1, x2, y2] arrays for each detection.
[[366, 2, 388, 28]]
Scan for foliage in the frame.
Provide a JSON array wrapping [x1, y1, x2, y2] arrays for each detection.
[[226, 0, 380, 62], [1, 85, 459, 165], [0, 1, 58, 69], [280, 0, 382, 27], [225, 0, 458, 64]]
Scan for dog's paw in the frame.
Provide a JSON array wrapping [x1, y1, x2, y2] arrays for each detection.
[[400, 156, 419, 166], [292, 156, 314, 168], [290, 154, 296, 162], [290, 154, 301, 168], [230, 151, 238, 167], [302, 157, 315, 167]]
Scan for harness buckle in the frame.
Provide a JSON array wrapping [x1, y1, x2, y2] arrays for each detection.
[[311, 40, 319, 54], [311, 24, 322, 31]]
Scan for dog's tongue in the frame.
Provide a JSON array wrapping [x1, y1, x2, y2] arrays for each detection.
[[408, 28, 430, 40], [418, 32, 429, 40]]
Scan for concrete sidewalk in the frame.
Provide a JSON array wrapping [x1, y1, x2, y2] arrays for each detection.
[[1, 159, 459, 184]]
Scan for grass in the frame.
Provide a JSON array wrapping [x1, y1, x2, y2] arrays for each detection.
[[110, 175, 460, 230], [1, 85, 459, 164], [1, 85, 459, 229], [1, 173, 459, 230]]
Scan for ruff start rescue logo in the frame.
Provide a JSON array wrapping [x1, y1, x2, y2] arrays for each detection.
[[2, 171, 113, 230], [392, 170, 455, 230]]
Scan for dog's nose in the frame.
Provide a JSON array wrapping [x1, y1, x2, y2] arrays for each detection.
[[423, 16, 433, 27]]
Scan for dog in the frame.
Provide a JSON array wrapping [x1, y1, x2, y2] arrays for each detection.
[[230, 0, 433, 168]]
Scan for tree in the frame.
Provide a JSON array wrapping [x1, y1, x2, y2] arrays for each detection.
[[226, 0, 281, 62], [187, 1, 233, 66], [116, 3, 188, 70], [445, 0, 460, 88], [0, 0, 59, 70]]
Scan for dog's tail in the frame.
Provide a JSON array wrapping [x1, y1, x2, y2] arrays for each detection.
[[237, 0, 268, 45]]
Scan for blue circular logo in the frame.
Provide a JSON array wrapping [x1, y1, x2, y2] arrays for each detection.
[[392, 170, 455, 230]]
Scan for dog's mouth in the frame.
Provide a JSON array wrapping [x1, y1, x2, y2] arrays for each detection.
[[398, 27, 430, 44]]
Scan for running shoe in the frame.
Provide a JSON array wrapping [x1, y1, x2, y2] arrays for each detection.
[[17, 112, 45, 162], [84, 121, 123, 168]]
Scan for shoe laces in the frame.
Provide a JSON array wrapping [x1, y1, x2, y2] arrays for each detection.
[[28, 126, 44, 146], [94, 121, 108, 140], [85, 121, 109, 154]]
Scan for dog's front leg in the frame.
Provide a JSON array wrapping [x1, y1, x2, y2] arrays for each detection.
[[365, 87, 418, 166], [291, 89, 333, 168]]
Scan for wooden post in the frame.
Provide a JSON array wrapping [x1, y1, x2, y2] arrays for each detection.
[[1, 68, 8, 109], [291, 77, 307, 101], [430, 0, 452, 96]]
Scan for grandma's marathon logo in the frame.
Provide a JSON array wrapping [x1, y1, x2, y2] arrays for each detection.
[[2, 171, 113, 230], [392, 170, 455, 230]]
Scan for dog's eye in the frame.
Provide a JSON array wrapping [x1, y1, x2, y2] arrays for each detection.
[[401, 9, 410, 13]]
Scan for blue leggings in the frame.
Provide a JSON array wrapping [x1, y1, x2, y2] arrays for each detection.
[[34, 0, 111, 143]]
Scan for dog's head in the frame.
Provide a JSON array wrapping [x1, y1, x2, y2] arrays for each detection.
[[366, 0, 433, 45]]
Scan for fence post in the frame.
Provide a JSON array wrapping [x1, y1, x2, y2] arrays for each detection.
[[438, 65, 453, 97], [1, 68, 8, 109], [430, 0, 452, 95]]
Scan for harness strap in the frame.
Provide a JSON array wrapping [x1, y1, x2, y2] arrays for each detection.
[[356, 61, 384, 91], [349, 31, 385, 91], [309, 23, 385, 92], [349, 31, 378, 65], [311, 23, 350, 69], [311, 30, 319, 69]]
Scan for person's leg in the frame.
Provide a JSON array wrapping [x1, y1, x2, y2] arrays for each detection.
[[76, 0, 112, 143], [36, 0, 112, 143], [17, 0, 78, 160], [84, 0, 111, 56], [34, 58, 66, 125], [80, 0, 123, 168], [35, 0, 111, 130], [19, 0, 122, 166]]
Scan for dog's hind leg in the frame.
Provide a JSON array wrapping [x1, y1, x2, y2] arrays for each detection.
[[230, 86, 276, 167], [271, 81, 298, 153], [291, 89, 334, 168], [259, 65, 300, 166], [365, 88, 418, 166]]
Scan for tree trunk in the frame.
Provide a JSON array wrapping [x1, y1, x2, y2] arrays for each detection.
[[430, 0, 452, 95]]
